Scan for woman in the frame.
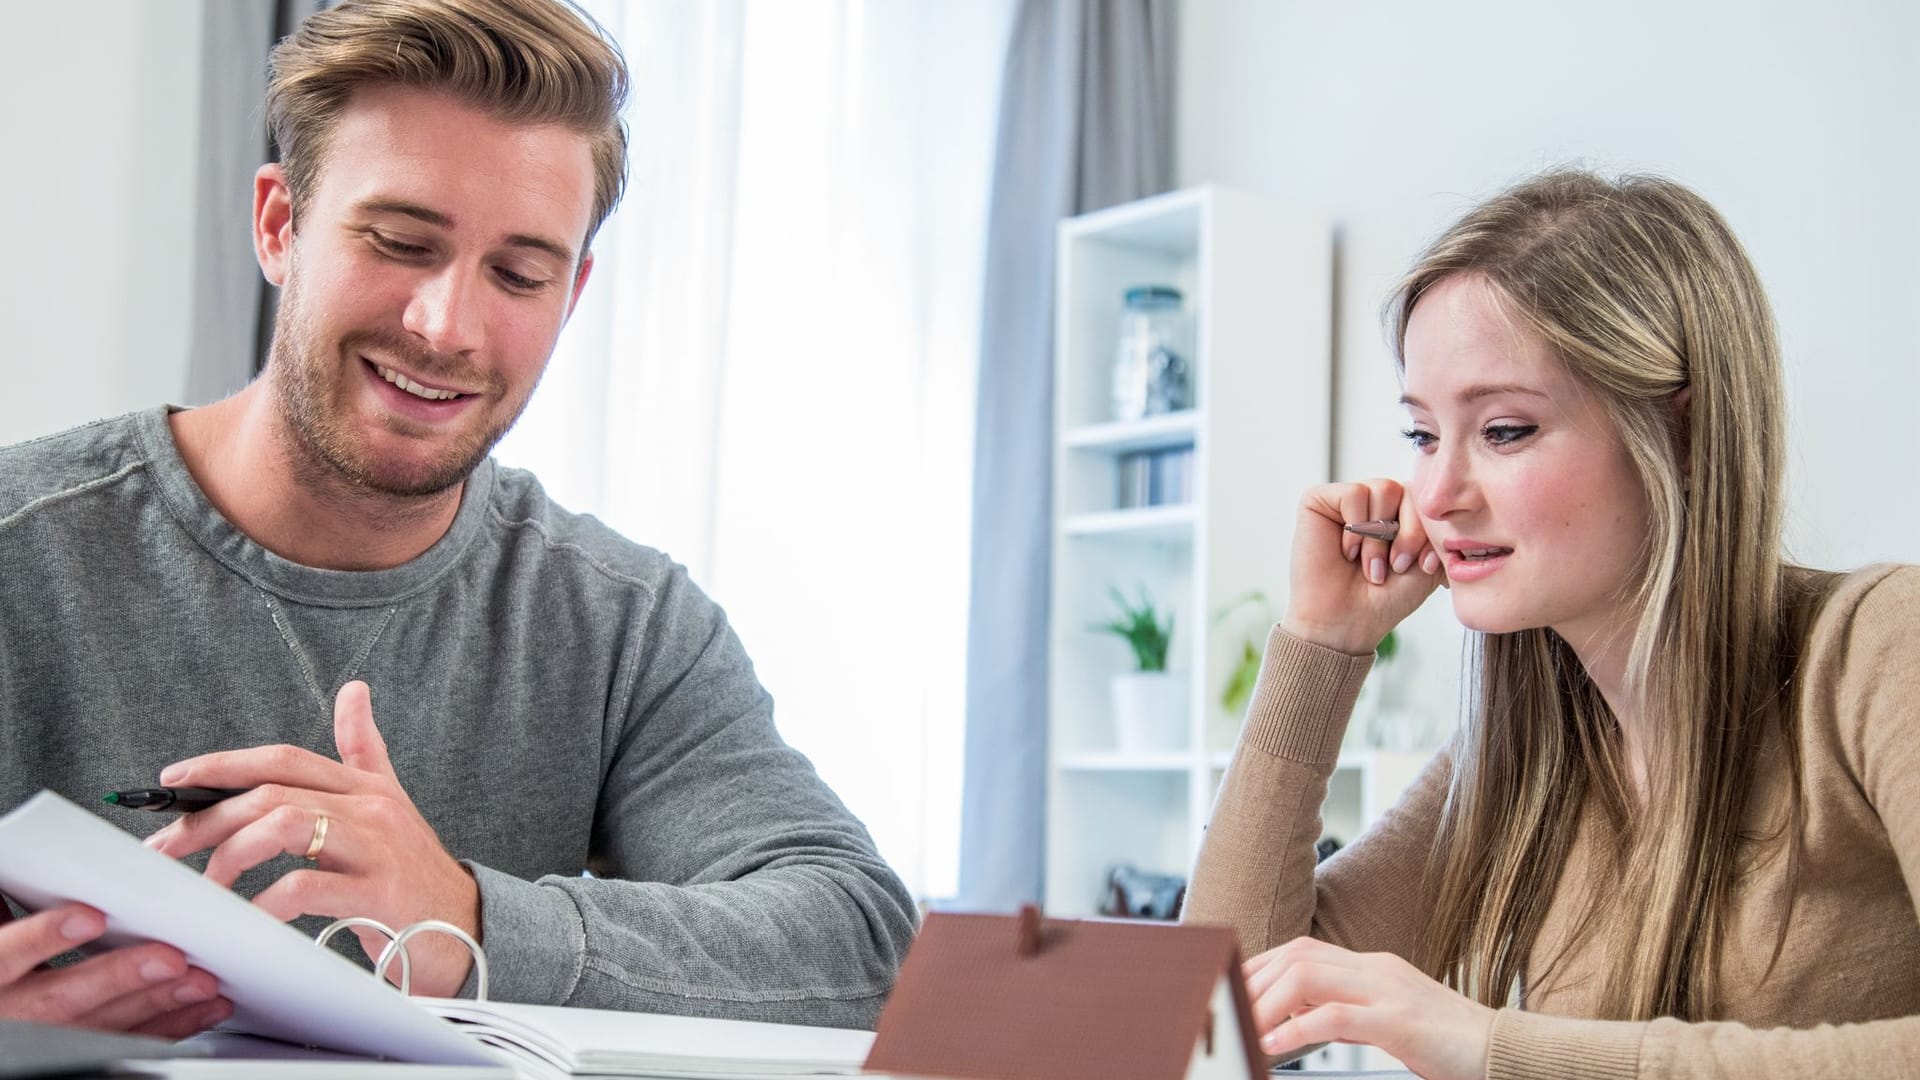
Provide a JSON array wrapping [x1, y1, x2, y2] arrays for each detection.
[[1183, 169, 1919, 1080]]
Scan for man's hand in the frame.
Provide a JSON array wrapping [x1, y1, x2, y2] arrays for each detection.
[[0, 902, 229, 1036], [143, 681, 481, 997]]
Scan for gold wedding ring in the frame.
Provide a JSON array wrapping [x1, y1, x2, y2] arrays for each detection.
[[304, 812, 330, 861]]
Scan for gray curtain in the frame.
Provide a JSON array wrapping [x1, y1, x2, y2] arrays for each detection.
[[956, 0, 1175, 912], [184, 1, 331, 406]]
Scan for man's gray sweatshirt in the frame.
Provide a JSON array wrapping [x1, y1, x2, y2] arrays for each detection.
[[0, 408, 916, 1027]]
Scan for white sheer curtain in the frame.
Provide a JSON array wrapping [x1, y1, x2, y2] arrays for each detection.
[[497, 0, 1012, 900]]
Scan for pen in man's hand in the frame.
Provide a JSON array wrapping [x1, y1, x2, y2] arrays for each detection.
[[103, 787, 250, 813]]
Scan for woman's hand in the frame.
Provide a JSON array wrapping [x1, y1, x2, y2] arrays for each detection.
[[1245, 937, 1493, 1080], [1281, 478, 1442, 655]]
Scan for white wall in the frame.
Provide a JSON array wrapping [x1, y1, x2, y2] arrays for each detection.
[[1, 2, 204, 445], [1180, 0, 1920, 722]]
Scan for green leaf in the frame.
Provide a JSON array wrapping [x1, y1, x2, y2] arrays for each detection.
[[1089, 582, 1175, 672], [1221, 640, 1260, 713], [1375, 628, 1399, 663]]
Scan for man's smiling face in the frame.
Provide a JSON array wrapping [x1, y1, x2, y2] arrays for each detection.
[[259, 85, 596, 497]]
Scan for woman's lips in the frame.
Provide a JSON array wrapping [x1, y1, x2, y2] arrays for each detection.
[[1443, 543, 1514, 583]]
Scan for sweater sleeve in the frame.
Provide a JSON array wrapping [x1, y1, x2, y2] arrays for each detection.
[[1183, 623, 1456, 961], [1487, 1010, 1920, 1080], [1487, 565, 1920, 1080], [468, 564, 917, 1028]]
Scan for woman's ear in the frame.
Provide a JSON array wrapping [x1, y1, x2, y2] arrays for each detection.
[[1672, 385, 1694, 489]]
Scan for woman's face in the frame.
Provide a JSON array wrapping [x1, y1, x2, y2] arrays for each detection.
[[1401, 273, 1652, 653]]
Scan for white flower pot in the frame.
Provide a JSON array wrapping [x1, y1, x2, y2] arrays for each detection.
[[1111, 671, 1189, 752]]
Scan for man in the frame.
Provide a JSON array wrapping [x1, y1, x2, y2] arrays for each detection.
[[0, 0, 915, 1039]]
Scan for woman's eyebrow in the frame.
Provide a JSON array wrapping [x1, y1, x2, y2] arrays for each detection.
[[1399, 383, 1550, 410]]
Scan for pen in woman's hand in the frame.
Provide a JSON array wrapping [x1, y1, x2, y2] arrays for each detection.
[[103, 787, 249, 813], [1343, 519, 1399, 542]]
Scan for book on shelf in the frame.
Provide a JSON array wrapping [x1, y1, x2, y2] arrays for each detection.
[[1115, 445, 1194, 509]]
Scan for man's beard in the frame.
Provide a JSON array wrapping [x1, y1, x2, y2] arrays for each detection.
[[268, 282, 522, 499]]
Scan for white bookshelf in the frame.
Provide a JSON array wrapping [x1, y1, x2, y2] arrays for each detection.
[[1041, 185, 1444, 1076], [1043, 185, 1425, 912], [1042, 185, 1427, 1073]]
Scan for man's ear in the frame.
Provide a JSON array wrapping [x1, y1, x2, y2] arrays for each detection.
[[253, 163, 295, 287], [564, 251, 595, 323]]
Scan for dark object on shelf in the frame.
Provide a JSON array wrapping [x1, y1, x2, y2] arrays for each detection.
[[1315, 836, 1343, 863], [1099, 862, 1186, 920]]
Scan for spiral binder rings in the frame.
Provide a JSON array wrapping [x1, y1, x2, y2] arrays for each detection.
[[314, 916, 490, 1000], [0, 792, 873, 1078]]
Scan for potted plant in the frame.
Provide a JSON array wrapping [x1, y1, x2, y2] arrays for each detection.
[[1090, 585, 1187, 751]]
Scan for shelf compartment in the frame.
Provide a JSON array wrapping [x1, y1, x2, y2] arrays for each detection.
[[1045, 769, 1191, 916]]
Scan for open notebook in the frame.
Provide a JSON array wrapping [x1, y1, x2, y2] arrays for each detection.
[[0, 792, 871, 1078], [421, 999, 872, 1080]]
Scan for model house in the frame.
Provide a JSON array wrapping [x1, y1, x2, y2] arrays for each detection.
[[865, 905, 1262, 1080]]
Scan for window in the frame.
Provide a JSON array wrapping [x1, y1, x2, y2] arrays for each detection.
[[496, 0, 1013, 899]]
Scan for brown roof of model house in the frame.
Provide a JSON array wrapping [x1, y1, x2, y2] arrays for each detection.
[[864, 905, 1263, 1080]]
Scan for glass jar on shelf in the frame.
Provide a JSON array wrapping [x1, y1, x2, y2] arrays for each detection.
[[1109, 285, 1193, 421]]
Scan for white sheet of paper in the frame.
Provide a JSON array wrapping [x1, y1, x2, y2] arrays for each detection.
[[0, 791, 500, 1067]]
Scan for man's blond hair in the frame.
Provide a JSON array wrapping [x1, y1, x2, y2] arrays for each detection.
[[267, 0, 629, 252]]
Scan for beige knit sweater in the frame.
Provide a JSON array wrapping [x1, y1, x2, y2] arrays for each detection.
[[1184, 564, 1920, 1079]]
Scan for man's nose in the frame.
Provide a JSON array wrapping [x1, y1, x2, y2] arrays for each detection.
[[401, 264, 485, 356]]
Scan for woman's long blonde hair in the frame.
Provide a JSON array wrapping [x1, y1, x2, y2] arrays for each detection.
[[1388, 169, 1813, 1020]]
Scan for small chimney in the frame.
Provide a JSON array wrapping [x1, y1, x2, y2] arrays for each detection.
[[1015, 903, 1042, 958]]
